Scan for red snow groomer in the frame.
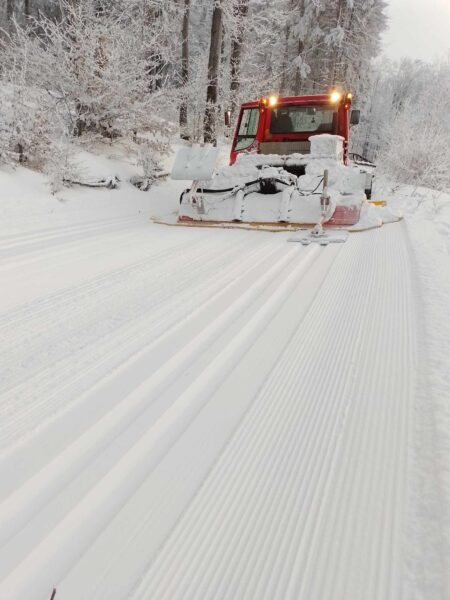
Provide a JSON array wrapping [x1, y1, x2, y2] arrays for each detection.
[[229, 91, 356, 167], [173, 91, 376, 237]]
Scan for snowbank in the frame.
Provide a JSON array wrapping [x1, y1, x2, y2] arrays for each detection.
[[0, 147, 183, 236], [376, 181, 450, 592]]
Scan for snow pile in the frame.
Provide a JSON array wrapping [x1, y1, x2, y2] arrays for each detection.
[[302, 136, 367, 197], [309, 133, 344, 161], [202, 136, 366, 200], [203, 156, 260, 190], [171, 144, 219, 181], [347, 202, 402, 230]]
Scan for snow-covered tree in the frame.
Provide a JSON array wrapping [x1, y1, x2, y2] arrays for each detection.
[[368, 58, 450, 191], [0, 0, 393, 177], [204, 2, 223, 144], [0, 0, 177, 184], [179, 0, 190, 138]]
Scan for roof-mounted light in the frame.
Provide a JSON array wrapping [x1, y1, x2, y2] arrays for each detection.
[[330, 91, 342, 103], [269, 95, 278, 107]]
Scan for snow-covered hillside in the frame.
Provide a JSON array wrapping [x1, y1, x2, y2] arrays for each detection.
[[0, 152, 449, 599]]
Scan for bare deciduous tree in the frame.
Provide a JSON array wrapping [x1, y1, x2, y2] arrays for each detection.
[[179, 0, 190, 139], [24, 0, 31, 20], [204, 1, 223, 144], [229, 0, 249, 115], [6, 0, 15, 30]]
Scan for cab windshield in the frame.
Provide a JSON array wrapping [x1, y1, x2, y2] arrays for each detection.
[[270, 105, 334, 134]]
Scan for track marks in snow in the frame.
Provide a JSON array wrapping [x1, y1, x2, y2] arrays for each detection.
[[0, 215, 141, 259], [131, 225, 418, 600], [0, 242, 307, 540], [0, 232, 325, 599], [0, 222, 423, 600], [0, 229, 275, 452]]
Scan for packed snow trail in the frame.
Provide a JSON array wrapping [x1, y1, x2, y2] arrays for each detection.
[[0, 215, 434, 599]]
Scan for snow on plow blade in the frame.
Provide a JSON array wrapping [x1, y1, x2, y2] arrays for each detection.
[[176, 136, 367, 230], [171, 144, 219, 181], [178, 192, 362, 228]]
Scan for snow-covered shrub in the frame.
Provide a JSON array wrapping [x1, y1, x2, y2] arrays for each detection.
[[355, 57, 450, 192], [0, 75, 80, 190], [44, 134, 79, 193], [0, 0, 175, 179], [379, 103, 450, 192], [129, 139, 165, 191], [0, 91, 15, 165], [0, 81, 63, 169]]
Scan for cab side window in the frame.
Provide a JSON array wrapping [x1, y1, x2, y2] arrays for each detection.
[[234, 108, 259, 151]]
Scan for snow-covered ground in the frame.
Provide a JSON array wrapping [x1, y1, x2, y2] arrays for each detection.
[[0, 149, 449, 599]]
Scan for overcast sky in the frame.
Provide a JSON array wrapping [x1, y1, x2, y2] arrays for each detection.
[[382, 0, 450, 61]]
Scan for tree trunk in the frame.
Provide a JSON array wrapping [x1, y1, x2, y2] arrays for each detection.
[[179, 0, 190, 139], [293, 0, 305, 95], [24, 0, 31, 20], [330, 0, 344, 85], [229, 0, 249, 115], [6, 0, 15, 31], [293, 39, 305, 95], [340, 5, 355, 86], [203, 2, 223, 145], [143, 5, 164, 92], [280, 0, 296, 94], [311, 44, 320, 93]]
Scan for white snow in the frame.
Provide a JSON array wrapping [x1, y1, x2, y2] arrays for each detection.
[[0, 149, 448, 599], [377, 182, 450, 597], [309, 133, 344, 160], [171, 144, 219, 181]]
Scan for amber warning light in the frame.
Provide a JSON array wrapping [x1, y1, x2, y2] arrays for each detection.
[[330, 91, 342, 103]]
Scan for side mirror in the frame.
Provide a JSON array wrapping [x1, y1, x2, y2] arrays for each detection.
[[350, 109, 360, 125], [224, 110, 231, 127]]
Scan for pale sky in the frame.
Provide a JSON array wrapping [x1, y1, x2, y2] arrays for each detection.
[[382, 0, 450, 61]]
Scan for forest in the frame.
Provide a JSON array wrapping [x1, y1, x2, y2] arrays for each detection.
[[0, 0, 449, 191]]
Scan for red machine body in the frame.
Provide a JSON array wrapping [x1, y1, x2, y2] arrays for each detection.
[[230, 93, 353, 166]]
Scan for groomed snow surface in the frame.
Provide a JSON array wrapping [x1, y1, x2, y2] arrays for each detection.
[[0, 151, 449, 599]]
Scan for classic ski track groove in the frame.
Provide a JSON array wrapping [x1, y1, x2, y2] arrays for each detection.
[[0, 216, 141, 256], [0, 221, 420, 600], [0, 233, 278, 452], [0, 232, 255, 389], [0, 237, 281, 467], [0, 244, 317, 556], [0, 232, 209, 327], [0, 215, 141, 245]]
